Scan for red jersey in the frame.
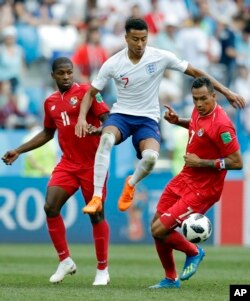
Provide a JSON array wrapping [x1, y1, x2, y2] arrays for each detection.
[[44, 83, 109, 167], [144, 12, 165, 34], [178, 104, 240, 199], [71, 45, 108, 78]]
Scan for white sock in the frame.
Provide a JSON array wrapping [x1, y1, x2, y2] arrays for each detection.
[[130, 149, 159, 186], [93, 132, 115, 197]]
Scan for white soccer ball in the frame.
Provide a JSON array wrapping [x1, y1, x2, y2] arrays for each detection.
[[181, 213, 212, 243]]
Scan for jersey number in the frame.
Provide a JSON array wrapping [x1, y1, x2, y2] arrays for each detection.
[[188, 130, 195, 144], [122, 77, 129, 88], [178, 207, 193, 220], [61, 111, 70, 126]]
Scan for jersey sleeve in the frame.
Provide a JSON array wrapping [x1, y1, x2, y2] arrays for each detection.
[[164, 51, 188, 72], [43, 100, 56, 129], [90, 92, 110, 117], [91, 59, 112, 91], [214, 122, 240, 157]]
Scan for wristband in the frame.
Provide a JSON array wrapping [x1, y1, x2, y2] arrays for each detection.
[[219, 158, 226, 169], [215, 158, 226, 170]]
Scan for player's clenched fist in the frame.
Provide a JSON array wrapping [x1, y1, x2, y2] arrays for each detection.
[[2, 150, 19, 165]]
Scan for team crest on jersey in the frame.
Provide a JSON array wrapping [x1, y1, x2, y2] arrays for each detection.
[[70, 96, 78, 106], [197, 128, 204, 137], [145, 63, 157, 74], [51, 105, 56, 111]]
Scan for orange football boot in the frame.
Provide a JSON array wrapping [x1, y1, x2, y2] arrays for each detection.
[[118, 176, 135, 211], [83, 196, 102, 214]]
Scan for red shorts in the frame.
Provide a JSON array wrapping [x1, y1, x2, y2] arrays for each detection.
[[48, 159, 107, 204], [157, 175, 217, 225]]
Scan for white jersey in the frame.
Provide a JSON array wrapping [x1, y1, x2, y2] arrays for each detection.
[[92, 46, 188, 122]]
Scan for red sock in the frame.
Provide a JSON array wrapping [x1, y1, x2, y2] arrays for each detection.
[[154, 238, 177, 280], [166, 230, 198, 256], [92, 220, 110, 270], [47, 215, 70, 261]]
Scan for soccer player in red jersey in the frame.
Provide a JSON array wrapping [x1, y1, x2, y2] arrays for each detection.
[[149, 76, 243, 289], [1, 57, 110, 285]]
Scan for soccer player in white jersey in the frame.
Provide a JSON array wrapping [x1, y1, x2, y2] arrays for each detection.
[[75, 17, 245, 215]]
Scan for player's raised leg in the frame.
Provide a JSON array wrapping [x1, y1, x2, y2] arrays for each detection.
[[180, 245, 205, 281], [118, 148, 159, 211], [83, 132, 115, 214], [118, 175, 136, 211]]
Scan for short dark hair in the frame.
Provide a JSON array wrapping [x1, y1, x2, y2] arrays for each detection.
[[52, 57, 73, 72], [191, 76, 214, 93], [125, 18, 148, 33]]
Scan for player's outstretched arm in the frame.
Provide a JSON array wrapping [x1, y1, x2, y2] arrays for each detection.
[[164, 105, 190, 129], [2, 150, 20, 165], [1, 127, 55, 165], [75, 86, 100, 138], [184, 64, 246, 109]]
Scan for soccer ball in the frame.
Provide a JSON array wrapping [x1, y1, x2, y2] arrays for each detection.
[[181, 213, 212, 243]]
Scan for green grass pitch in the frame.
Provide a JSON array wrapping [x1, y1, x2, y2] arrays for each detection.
[[0, 244, 249, 301]]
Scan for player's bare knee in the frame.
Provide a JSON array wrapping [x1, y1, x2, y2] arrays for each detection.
[[151, 212, 178, 238], [150, 218, 165, 238], [151, 222, 158, 238], [142, 149, 159, 171], [100, 132, 115, 151]]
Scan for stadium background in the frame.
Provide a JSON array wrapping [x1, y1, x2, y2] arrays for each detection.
[[1, 0, 250, 246]]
